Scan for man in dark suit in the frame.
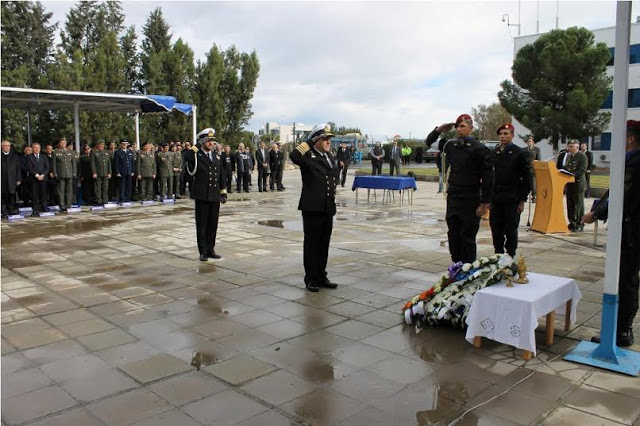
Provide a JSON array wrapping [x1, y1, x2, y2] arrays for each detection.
[[234, 143, 251, 193], [184, 128, 227, 261], [583, 120, 640, 347], [336, 141, 351, 187], [1, 140, 21, 217], [26, 142, 50, 215], [564, 140, 588, 231], [114, 139, 135, 203], [220, 145, 234, 193], [389, 140, 402, 176], [290, 123, 340, 292], [580, 142, 595, 198], [255, 140, 269, 192], [276, 142, 286, 190], [269, 143, 284, 191], [19, 145, 32, 207]]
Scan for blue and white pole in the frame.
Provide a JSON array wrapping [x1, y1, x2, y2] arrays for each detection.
[[565, 1, 640, 376]]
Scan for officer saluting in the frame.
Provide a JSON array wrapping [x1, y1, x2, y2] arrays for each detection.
[[290, 123, 340, 292], [426, 114, 493, 263], [184, 128, 227, 261], [489, 123, 532, 258]]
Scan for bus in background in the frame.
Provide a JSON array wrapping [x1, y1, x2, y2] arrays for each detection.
[[330, 133, 370, 164]]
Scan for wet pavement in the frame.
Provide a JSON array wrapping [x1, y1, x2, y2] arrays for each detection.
[[2, 169, 639, 426]]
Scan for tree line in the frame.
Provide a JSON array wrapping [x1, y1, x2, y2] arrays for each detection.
[[1, 1, 260, 149]]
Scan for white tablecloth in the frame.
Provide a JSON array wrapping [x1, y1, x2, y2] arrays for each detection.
[[465, 272, 582, 355]]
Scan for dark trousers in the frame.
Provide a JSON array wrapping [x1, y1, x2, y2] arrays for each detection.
[[585, 172, 592, 198], [270, 166, 282, 190], [93, 177, 109, 204], [371, 160, 382, 175], [109, 174, 118, 201], [57, 178, 74, 209], [18, 179, 31, 207], [237, 171, 250, 192], [31, 179, 47, 212], [81, 179, 93, 205], [389, 160, 400, 176], [489, 202, 521, 257], [47, 179, 58, 206], [195, 200, 220, 256], [302, 211, 333, 284], [2, 192, 17, 215], [180, 171, 188, 195], [619, 222, 640, 331], [446, 197, 481, 263], [119, 175, 132, 202], [277, 166, 284, 189], [340, 163, 349, 186], [225, 171, 233, 193], [566, 183, 585, 229], [258, 166, 268, 191]]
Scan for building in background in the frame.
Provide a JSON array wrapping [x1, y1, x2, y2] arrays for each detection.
[[259, 122, 313, 144], [512, 21, 640, 167]]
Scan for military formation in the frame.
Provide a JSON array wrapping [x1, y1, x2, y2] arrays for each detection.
[[1, 137, 289, 217]]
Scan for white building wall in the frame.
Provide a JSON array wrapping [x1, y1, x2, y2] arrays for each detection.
[[511, 22, 640, 167]]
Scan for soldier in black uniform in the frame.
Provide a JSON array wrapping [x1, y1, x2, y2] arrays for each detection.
[[426, 114, 493, 263], [583, 119, 640, 347], [184, 128, 227, 262], [489, 124, 532, 257], [290, 123, 340, 292]]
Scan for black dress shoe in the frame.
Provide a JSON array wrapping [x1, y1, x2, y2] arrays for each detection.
[[306, 282, 319, 292], [591, 328, 634, 347], [207, 252, 222, 260], [320, 280, 338, 289], [199, 254, 208, 262]]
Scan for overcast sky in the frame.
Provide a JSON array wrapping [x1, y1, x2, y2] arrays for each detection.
[[42, 1, 637, 141]]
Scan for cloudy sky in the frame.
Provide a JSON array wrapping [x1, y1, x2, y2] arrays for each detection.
[[42, 1, 637, 140]]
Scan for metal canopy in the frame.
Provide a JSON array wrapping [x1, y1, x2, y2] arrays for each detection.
[[0, 87, 197, 149], [0, 87, 185, 114]]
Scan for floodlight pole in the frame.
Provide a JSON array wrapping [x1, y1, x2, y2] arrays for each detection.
[[74, 101, 80, 152]]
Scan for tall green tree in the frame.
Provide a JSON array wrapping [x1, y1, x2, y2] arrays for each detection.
[[498, 27, 612, 150], [1, 1, 56, 146], [120, 25, 141, 94], [471, 102, 511, 141], [194, 45, 226, 138], [165, 38, 196, 140]]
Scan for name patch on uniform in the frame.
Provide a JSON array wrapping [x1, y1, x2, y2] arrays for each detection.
[[67, 207, 82, 213]]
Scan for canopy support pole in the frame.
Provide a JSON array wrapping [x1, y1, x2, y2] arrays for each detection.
[[74, 101, 80, 152], [565, 0, 640, 376], [135, 112, 140, 150], [26, 110, 32, 146], [192, 105, 197, 143]]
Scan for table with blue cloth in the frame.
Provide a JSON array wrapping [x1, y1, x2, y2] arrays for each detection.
[[351, 175, 417, 205]]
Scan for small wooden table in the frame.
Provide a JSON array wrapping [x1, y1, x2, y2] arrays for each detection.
[[465, 272, 582, 360]]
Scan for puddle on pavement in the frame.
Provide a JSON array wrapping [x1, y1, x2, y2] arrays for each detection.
[[14, 295, 45, 306], [2, 217, 128, 245], [197, 296, 229, 315], [97, 283, 130, 291], [158, 206, 193, 216], [256, 220, 303, 231], [228, 198, 252, 202], [197, 264, 218, 274], [301, 358, 334, 383], [190, 351, 217, 370]]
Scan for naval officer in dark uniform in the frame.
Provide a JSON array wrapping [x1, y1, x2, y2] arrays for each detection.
[[426, 114, 493, 263], [290, 123, 340, 292], [583, 119, 640, 347], [184, 128, 227, 262], [490, 123, 532, 257]]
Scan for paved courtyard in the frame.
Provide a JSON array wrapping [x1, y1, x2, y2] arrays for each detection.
[[1, 168, 639, 426]]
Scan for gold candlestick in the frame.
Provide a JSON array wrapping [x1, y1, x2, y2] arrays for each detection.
[[514, 254, 529, 284]]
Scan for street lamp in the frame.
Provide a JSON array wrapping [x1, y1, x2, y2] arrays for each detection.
[[502, 13, 521, 36]]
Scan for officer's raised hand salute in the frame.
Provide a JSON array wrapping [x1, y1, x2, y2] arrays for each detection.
[[290, 123, 340, 292], [185, 128, 227, 262], [426, 114, 493, 263]]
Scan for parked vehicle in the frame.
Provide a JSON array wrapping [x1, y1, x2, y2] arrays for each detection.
[[423, 147, 439, 163]]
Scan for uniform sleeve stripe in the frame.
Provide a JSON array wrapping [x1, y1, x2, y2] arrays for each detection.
[[296, 143, 310, 155]]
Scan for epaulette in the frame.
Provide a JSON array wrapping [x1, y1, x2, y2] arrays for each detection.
[[192, 145, 199, 153], [296, 142, 310, 155]]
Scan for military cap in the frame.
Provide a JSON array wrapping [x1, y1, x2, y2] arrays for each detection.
[[627, 120, 640, 131], [93, 139, 105, 148], [496, 123, 515, 134], [196, 128, 217, 144], [455, 114, 473, 126], [160, 142, 168, 148], [308, 123, 335, 142], [119, 138, 129, 145]]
